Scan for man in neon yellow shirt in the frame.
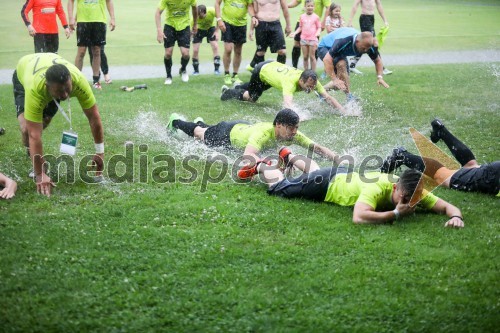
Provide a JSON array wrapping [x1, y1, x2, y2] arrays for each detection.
[[155, 0, 197, 85], [215, 0, 257, 85], [167, 108, 340, 164], [220, 60, 344, 114], [242, 151, 465, 227], [191, 5, 220, 75], [67, 0, 116, 90], [13, 53, 105, 197]]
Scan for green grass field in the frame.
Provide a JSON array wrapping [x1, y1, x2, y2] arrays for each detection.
[[1, 0, 500, 332]]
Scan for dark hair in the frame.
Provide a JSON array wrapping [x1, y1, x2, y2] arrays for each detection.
[[329, 2, 341, 13], [299, 69, 318, 83], [273, 108, 300, 126], [398, 169, 423, 202], [198, 5, 207, 15], [45, 64, 70, 85]]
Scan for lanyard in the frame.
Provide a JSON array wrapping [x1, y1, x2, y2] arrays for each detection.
[[53, 98, 72, 131]]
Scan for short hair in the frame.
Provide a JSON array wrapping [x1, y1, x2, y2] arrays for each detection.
[[273, 108, 300, 126], [299, 69, 318, 83], [45, 64, 70, 85], [198, 5, 207, 15], [398, 169, 423, 202]]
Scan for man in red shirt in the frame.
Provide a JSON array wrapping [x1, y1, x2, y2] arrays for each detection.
[[21, 0, 71, 53]]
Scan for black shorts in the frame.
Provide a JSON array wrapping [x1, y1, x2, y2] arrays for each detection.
[[359, 14, 375, 35], [267, 167, 348, 201], [236, 60, 273, 102], [34, 33, 59, 53], [255, 20, 286, 53], [13, 71, 58, 119], [164, 25, 191, 48], [76, 22, 106, 47], [221, 22, 246, 44], [193, 26, 216, 44], [293, 21, 301, 42], [449, 162, 500, 195], [204, 121, 245, 148]]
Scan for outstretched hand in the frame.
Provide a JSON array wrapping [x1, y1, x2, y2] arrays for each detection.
[[36, 172, 56, 197], [444, 217, 464, 228], [377, 77, 390, 88]]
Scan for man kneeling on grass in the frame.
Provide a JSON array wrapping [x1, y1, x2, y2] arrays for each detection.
[[237, 148, 464, 227]]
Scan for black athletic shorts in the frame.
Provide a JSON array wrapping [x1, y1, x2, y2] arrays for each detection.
[[293, 21, 301, 42], [359, 14, 375, 35], [193, 26, 216, 44], [12, 71, 58, 119], [267, 167, 350, 201], [204, 121, 246, 148], [235, 60, 273, 102], [34, 33, 59, 53], [76, 22, 106, 47], [164, 25, 191, 48], [221, 22, 246, 44], [255, 20, 286, 53], [449, 161, 500, 195]]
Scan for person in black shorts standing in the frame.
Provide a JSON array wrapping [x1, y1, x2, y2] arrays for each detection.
[[191, 5, 221, 75], [68, 0, 116, 90], [380, 119, 500, 196], [247, 0, 291, 70]]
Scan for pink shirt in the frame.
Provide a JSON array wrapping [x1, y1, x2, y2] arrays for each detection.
[[299, 13, 321, 40]]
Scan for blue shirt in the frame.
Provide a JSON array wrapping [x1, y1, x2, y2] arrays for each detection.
[[327, 33, 379, 61], [318, 27, 358, 49]]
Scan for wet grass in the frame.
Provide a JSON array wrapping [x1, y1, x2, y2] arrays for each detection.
[[1, 63, 499, 332]]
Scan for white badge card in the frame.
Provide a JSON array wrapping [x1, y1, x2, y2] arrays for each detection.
[[60, 131, 78, 155]]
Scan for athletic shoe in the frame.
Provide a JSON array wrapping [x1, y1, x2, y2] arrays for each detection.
[[232, 74, 243, 85], [246, 64, 254, 72], [93, 82, 102, 90], [0, 128, 5, 135], [224, 74, 232, 85], [167, 113, 181, 133], [430, 118, 445, 143], [350, 68, 363, 75], [193, 71, 200, 76], [164, 77, 173, 85], [314, 91, 325, 102], [347, 93, 360, 102], [193, 117, 204, 125], [214, 69, 220, 75], [380, 147, 407, 173], [237, 162, 261, 180], [278, 146, 292, 166], [383, 68, 393, 75], [320, 71, 327, 79], [180, 69, 189, 82], [28, 169, 35, 179]]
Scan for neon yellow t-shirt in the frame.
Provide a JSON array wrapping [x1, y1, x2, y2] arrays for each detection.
[[76, 0, 107, 23], [324, 172, 439, 210], [158, 0, 196, 31], [229, 122, 313, 151], [221, 0, 252, 27], [16, 53, 96, 123], [192, 7, 216, 30], [295, 0, 331, 23], [259, 62, 326, 97]]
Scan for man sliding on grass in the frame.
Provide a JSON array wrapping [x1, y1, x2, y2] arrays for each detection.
[[237, 148, 464, 227], [167, 108, 340, 165]]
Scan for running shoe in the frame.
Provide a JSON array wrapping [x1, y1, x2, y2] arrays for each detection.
[[193, 71, 200, 76], [232, 74, 243, 85], [380, 147, 407, 173], [246, 64, 254, 72], [193, 117, 204, 125], [224, 74, 232, 85], [350, 68, 363, 75], [180, 69, 189, 82], [383, 68, 393, 75], [430, 118, 445, 143], [214, 69, 220, 75], [347, 93, 360, 102], [93, 82, 102, 90], [167, 113, 181, 133], [164, 77, 173, 85]]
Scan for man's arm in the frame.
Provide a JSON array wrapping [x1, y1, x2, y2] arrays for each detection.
[[242, 145, 261, 166], [431, 198, 464, 228], [353, 200, 415, 224], [347, 0, 361, 27], [375, 0, 388, 26], [321, 4, 328, 31], [214, 0, 226, 33], [287, 0, 300, 9], [318, 91, 345, 114], [280, 0, 291, 35], [83, 104, 105, 176], [67, 0, 76, 31], [283, 95, 294, 109], [312, 143, 340, 164], [56, 0, 71, 38], [373, 56, 389, 88], [155, 8, 165, 43], [191, 4, 198, 35], [248, 2, 258, 28], [106, 0, 116, 31], [26, 119, 55, 197]]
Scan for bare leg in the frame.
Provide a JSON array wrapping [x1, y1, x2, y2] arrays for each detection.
[[75, 46, 87, 70], [233, 43, 243, 73], [90, 45, 101, 78], [336, 59, 350, 94], [223, 42, 233, 72], [301, 45, 309, 70]]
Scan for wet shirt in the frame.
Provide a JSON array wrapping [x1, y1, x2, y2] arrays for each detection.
[[158, 0, 196, 31], [21, 0, 68, 34], [229, 122, 313, 151], [324, 172, 439, 210], [192, 7, 216, 30], [16, 53, 95, 123], [327, 34, 379, 60], [221, 0, 253, 27], [75, 0, 107, 23], [318, 27, 358, 48], [259, 62, 326, 97]]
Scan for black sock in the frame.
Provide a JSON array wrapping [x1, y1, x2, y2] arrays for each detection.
[[439, 127, 476, 166], [181, 56, 189, 72], [402, 152, 426, 172], [232, 72, 238, 78], [164, 58, 172, 77], [292, 46, 301, 68], [172, 120, 197, 137], [92, 75, 100, 84], [277, 54, 286, 64], [214, 56, 220, 71], [250, 53, 265, 68], [225, 71, 230, 75], [193, 58, 199, 72]]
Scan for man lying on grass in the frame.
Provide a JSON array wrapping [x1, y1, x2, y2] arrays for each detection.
[[238, 147, 464, 227]]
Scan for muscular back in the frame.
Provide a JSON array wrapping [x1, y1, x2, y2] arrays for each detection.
[[254, 0, 281, 22]]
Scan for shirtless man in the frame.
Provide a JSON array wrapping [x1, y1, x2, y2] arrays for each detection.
[[247, 0, 291, 69]]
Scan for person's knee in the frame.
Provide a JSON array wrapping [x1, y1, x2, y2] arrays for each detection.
[[277, 49, 286, 56], [337, 59, 348, 71]]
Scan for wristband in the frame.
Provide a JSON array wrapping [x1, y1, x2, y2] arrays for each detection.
[[377, 75, 383, 79], [95, 143, 104, 154], [450, 215, 463, 221], [216, 17, 222, 22], [393, 208, 400, 220]]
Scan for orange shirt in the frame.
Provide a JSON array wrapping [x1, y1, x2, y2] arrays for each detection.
[[21, 0, 68, 34]]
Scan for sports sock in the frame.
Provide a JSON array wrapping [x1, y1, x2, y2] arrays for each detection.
[[214, 56, 220, 71], [438, 127, 476, 166], [180, 56, 189, 72], [92, 75, 100, 84], [277, 54, 286, 64], [225, 71, 230, 75], [250, 53, 265, 68], [172, 120, 197, 137], [232, 72, 238, 78], [164, 57, 172, 77], [192, 58, 199, 72], [292, 46, 301, 68], [401, 152, 426, 172]]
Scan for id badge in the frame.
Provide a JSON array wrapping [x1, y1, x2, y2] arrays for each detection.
[[60, 131, 78, 155]]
